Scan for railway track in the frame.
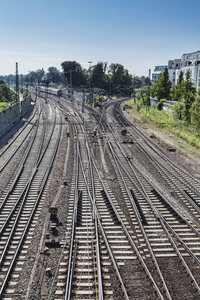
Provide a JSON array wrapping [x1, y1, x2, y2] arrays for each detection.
[[0, 97, 63, 298], [1, 91, 200, 299], [96, 99, 200, 298], [48, 99, 168, 299]]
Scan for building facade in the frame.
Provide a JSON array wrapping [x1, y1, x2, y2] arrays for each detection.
[[152, 51, 200, 91], [152, 65, 167, 84]]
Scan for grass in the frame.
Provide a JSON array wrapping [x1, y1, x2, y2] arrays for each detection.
[[124, 99, 200, 149]]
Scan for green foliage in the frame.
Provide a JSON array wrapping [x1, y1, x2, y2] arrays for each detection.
[[45, 67, 62, 85], [90, 62, 106, 89], [0, 81, 16, 103], [61, 61, 87, 87], [156, 67, 171, 100], [173, 101, 185, 120], [181, 70, 196, 121], [190, 94, 200, 134], [125, 99, 200, 148], [150, 84, 157, 98], [170, 72, 184, 101], [25, 69, 45, 85], [108, 63, 132, 87]]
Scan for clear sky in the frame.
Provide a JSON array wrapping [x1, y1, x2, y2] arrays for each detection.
[[1, 0, 200, 76]]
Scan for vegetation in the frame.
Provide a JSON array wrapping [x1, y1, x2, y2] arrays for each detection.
[[150, 67, 171, 100], [1, 61, 151, 96], [125, 98, 200, 148], [127, 68, 200, 148], [0, 80, 16, 103]]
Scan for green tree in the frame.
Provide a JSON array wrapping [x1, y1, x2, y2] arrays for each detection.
[[0, 80, 16, 102], [136, 86, 150, 107], [190, 92, 200, 133], [170, 70, 184, 101], [150, 84, 158, 98], [155, 67, 171, 100], [61, 61, 87, 87], [182, 70, 196, 121], [90, 62, 106, 89], [46, 67, 62, 85]]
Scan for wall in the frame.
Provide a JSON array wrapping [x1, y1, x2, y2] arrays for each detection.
[[150, 98, 175, 112], [0, 97, 34, 139]]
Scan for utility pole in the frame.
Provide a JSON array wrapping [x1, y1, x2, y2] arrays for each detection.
[[88, 61, 92, 88], [70, 70, 73, 101], [147, 69, 151, 110], [16, 62, 20, 103]]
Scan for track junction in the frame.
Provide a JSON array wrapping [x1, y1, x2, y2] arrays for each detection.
[[0, 91, 200, 299]]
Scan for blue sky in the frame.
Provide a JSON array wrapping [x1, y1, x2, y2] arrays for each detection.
[[1, 0, 200, 76]]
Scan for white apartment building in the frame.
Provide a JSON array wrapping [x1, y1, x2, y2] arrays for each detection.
[[180, 50, 200, 91], [152, 51, 200, 91], [152, 59, 181, 85], [152, 50, 200, 91]]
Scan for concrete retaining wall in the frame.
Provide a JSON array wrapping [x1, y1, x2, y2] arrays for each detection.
[[21, 97, 33, 116], [150, 98, 175, 111], [0, 97, 34, 139]]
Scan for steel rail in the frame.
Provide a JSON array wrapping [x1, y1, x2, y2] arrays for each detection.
[[83, 121, 104, 300], [63, 105, 104, 300], [106, 137, 200, 294], [0, 106, 51, 233], [90, 154, 164, 300], [101, 109, 200, 259], [0, 107, 43, 212], [61, 98, 167, 299], [108, 140, 200, 266], [100, 104, 200, 239], [86, 101, 200, 295], [107, 142, 172, 299], [114, 105, 200, 211], [64, 133, 79, 300], [78, 145, 130, 300], [0, 107, 62, 297], [114, 103, 200, 191], [0, 108, 56, 259], [69, 106, 164, 299], [60, 101, 124, 299]]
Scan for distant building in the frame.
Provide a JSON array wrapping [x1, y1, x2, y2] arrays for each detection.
[[152, 66, 167, 84], [151, 59, 181, 85], [180, 50, 200, 91], [152, 51, 200, 91]]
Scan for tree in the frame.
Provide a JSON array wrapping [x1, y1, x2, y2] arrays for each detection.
[[0, 80, 16, 102], [155, 67, 171, 100], [25, 69, 45, 86], [61, 61, 87, 87], [190, 91, 200, 132], [46, 67, 62, 85], [182, 70, 196, 121], [90, 62, 106, 89], [170, 70, 184, 101], [108, 63, 132, 94], [136, 86, 150, 107]]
